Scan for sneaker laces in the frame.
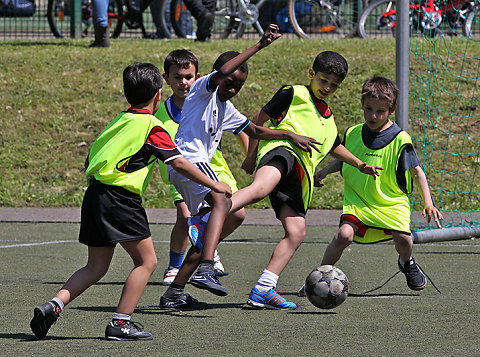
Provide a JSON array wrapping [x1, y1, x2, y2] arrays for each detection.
[[362, 263, 442, 294]]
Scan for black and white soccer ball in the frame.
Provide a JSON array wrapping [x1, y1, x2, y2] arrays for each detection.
[[305, 265, 349, 309]]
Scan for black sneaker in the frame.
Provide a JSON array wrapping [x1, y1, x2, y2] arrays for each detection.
[[160, 293, 208, 310], [398, 257, 427, 290], [30, 302, 59, 339], [105, 320, 153, 341], [190, 271, 228, 296]]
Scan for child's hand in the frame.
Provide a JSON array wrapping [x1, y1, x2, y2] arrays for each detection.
[[289, 133, 322, 155], [359, 163, 383, 179], [212, 181, 232, 198], [423, 204, 444, 228], [314, 170, 327, 187], [259, 24, 281, 48], [241, 155, 257, 175]]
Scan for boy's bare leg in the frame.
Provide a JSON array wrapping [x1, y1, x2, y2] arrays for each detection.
[[220, 207, 246, 238], [393, 231, 413, 263], [56, 246, 115, 305], [321, 222, 356, 265], [201, 191, 232, 261], [116, 237, 157, 315], [170, 202, 190, 254], [264, 205, 306, 275], [230, 165, 282, 213]]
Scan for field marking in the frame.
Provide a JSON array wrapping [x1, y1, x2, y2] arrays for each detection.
[[1, 239, 479, 249]]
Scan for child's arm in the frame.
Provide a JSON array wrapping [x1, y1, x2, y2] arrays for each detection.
[[314, 159, 342, 187], [330, 144, 382, 179], [208, 24, 281, 90], [169, 157, 232, 197], [241, 110, 270, 174], [410, 165, 443, 225], [236, 131, 249, 156]]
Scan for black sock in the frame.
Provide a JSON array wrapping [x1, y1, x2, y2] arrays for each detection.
[[164, 283, 185, 299], [197, 260, 214, 274]]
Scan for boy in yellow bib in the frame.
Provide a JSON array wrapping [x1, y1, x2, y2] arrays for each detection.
[[229, 51, 382, 310], [313, 76, 443, 291]]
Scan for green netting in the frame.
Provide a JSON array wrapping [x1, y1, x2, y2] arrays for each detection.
[[408, 0, 480, 231]]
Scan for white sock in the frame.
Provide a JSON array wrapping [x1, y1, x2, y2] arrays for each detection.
[[255, 269, 279, 293], [399, 257, 412, 267], [113, 313, 131, 321], [51, 297, 64, 311]]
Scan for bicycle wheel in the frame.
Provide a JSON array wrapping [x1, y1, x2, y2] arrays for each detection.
[[47, 0, 123, 39], [357, 0, 396, 39], [288, 0, 366, 40], [166, 0, 238, 39], [157, 0, 174, 37]]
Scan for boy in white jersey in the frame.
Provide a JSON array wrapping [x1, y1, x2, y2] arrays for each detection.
[[301, 76, 443, 293], [154, 49, 248, 294], [160, 24, 322, 305]]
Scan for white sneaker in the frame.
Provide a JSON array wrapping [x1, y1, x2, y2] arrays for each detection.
[[213, 250, 224, 274], [162, 266, 179, 286]]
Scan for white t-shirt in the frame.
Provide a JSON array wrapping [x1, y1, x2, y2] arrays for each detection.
[[174, 72, 250, 164]]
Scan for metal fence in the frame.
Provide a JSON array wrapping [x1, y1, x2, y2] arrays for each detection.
[[1, 0, 478, 40]]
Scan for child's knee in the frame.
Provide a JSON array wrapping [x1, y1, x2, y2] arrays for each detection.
[[393, 232, 412, 246], [285, 226, 306, 245], [211, 192, 232, 212], [232, 207, 246, 224], [335, 227, 354, 246]]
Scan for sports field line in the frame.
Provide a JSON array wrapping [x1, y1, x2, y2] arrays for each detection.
[[1, 238, 480, 249]]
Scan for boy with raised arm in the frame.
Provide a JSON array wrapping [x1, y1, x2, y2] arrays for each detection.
[[159, 25, 322, 308]]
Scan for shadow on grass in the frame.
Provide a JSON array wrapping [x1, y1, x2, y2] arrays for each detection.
[[421, 251, 480, 255], [349, 293, 420, 298], [12, 333, 105, 342], [43, 281, 164, 286]]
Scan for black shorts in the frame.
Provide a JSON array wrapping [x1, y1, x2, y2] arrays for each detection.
[[257, 147, 305, 219], [79, 179, 151, 247]]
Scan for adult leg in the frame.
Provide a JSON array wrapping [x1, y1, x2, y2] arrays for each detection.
[[90, 0, 110, 47]]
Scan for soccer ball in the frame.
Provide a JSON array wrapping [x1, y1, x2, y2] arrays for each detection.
[[305, 265, 349, 309]]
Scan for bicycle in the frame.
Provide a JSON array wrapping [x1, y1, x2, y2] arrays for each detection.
[[157, 0, 269, 39], [47, 0, 165, 39], [288, 0, 367, 39], [356, 0, 478, 39]]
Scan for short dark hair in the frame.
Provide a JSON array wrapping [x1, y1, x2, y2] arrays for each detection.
[[361, 75, 399, 109], [163, 49, 199, 75], [212, 51, 248, 74], [312, 51, 348, 81], [123, 62, 163, 106]]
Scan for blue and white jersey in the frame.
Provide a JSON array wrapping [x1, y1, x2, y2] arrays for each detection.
[[174, 72, 250, 164]]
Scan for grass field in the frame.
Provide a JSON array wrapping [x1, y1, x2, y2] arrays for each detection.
[[1, 222, 480, 356]]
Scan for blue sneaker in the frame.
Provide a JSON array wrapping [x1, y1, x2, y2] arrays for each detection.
[[190, 271, 228, 296], [247, 287, 297, 310], [187, 215, 206, 252]]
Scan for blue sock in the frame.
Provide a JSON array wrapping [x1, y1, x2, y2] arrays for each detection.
[[169, 250, 185, 269]]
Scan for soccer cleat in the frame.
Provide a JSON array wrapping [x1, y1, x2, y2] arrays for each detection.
[[247, 287, 297, 310], [30, 302, 59, 339], [398, 256, 427, 290], [297, 284, 306, 297], [160, 293, 208, 310], [162, 266, 179, 286], [190, 271, 228, 296], [105, 320, 153, 341], [187, 215, 206, 252]]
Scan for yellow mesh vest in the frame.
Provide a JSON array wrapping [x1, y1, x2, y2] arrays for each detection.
[[86, 111, 168, 196], [342, 124, 413, 243], [257, 85, 338, 211]]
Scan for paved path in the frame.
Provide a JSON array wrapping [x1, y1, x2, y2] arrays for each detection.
[[0, 208, 342, 226]]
